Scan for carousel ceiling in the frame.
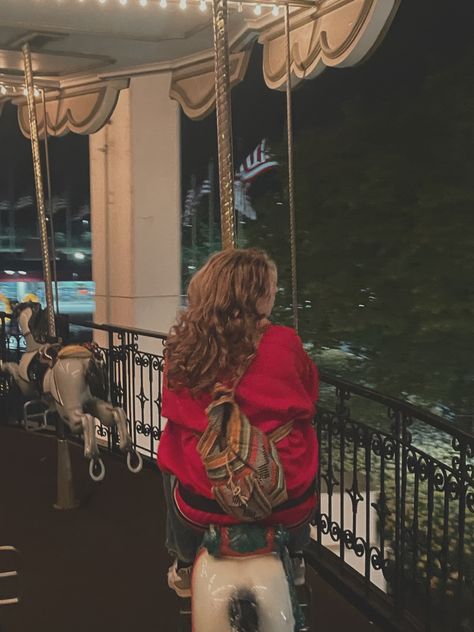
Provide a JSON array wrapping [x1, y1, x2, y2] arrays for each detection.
[[0, 0, 400, 133]]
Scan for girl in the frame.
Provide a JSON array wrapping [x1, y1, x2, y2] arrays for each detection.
[[157, 248, 319, 597]]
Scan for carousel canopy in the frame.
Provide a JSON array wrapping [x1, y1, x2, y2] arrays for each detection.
[[0, 0, 399, 133]]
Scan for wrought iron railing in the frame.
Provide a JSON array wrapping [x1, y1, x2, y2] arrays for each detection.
[[311, 374, 474, 632], [0, 315, 472, 631]]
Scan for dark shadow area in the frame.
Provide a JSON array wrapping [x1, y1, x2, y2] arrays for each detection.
[[0, 426, 380, 632]]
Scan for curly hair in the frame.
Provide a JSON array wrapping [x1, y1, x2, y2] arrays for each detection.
[[166, 248, 277, 395]]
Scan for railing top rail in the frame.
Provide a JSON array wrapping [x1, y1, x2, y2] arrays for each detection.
[[320, 370, 474, 441], [4, 312, 472, 441], [71, 319, 167, 342]]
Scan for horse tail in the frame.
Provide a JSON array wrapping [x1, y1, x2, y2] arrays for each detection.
[[228, 589, 259, 632]]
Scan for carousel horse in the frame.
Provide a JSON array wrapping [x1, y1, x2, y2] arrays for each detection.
[[0, 299, 143, 481], [190, 525, 308, 632]]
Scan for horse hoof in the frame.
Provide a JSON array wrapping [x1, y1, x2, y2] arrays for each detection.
[[89, 457, 106, 482], [126, 450, 143, 474]]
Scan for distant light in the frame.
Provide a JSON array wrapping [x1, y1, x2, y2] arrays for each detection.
[[82, 219, 89, 225], [199, 0, 206, 10], [74, 252, 86, 260], [99, 0, 106, 4], [0, 85, 6, 95], [179, 0, 186, 9], [139, 0, 148, 5], [18, 271, 27, 276], [237, 2, 243, 11], [358, 304, 365, 308], [254, 3, 261, 15], [272, 4, 278, 15], [4, 270, 15, 275], [119, 0, 127, 5], [159, 0, 167, 7]]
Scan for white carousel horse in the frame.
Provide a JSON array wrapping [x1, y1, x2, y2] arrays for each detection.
[[0, 300, 143, 481], [190, 525, 307, 632]]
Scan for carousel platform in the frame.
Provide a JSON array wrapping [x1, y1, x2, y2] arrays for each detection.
[[0, 425, 380, 632]]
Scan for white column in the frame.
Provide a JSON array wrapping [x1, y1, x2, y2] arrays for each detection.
[[90, 73, 181, 338]]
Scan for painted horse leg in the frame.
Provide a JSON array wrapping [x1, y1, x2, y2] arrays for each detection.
[[111, 407, 143, 473], [87, 398, 142, 474], [62, 406, 105, 482]]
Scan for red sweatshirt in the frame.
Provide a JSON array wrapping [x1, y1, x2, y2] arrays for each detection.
[[157, 324, 319, 529]]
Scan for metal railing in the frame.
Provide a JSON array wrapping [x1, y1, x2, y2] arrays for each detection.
[[0, 315, 473, 631]]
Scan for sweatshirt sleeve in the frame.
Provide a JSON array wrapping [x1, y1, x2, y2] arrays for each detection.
[[292, 330, 319, 404]]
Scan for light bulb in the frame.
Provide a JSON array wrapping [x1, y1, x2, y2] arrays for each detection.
[[254, 3, 261, 15], [272, 4, 278, 15]]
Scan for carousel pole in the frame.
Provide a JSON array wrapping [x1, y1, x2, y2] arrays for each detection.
[[212, 0, 235, 249], [41, 89, 60, 315], [284, 6, 299, 332], [22, 43, 56, 340], [22, 43, 77, 510]]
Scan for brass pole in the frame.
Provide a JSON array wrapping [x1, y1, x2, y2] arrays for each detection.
[[22, 43, 56, 339], [41, 89, 60, 316], [212, 0, 235, 249], [284, 6, 299, 332]]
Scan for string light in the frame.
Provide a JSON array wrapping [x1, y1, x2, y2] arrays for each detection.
[[21, 87, 41, 97], [43, 0, 294, 15]]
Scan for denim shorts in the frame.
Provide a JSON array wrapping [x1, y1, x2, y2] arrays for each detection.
[[162, 472, 312, 564]]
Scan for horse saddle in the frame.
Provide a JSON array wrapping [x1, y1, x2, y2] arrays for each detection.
[[57, 345, 93, 360]]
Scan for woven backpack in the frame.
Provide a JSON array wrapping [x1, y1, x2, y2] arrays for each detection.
[[197, 382, 293, 522]]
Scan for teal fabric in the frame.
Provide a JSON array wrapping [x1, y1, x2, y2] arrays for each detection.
[[202, 524, 306, 631]]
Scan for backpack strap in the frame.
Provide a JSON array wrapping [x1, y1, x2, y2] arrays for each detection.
[[268, 420, 294, 443]]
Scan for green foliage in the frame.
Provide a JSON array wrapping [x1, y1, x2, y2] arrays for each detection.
[[243, 43, 474, 415]]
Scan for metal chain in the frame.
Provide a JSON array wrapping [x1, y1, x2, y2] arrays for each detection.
[[284, 6, 299, 332], [22, 43, 56, 339], [212, 0, 236, 249]]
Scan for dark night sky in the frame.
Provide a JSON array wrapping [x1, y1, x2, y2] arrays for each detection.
[[182, 0, 474, 179], [0, 0, 473, 202]]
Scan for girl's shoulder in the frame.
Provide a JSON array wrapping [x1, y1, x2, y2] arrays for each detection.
[[260, 324, 302, 353]]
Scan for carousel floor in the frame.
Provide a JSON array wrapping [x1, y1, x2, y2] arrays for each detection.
[[0, 425, 381, 632]]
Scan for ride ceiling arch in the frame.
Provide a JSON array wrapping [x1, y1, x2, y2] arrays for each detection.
[[16, 78, 129, 138], [7, 0, 400, 132], [171, 0, 401, 119]]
